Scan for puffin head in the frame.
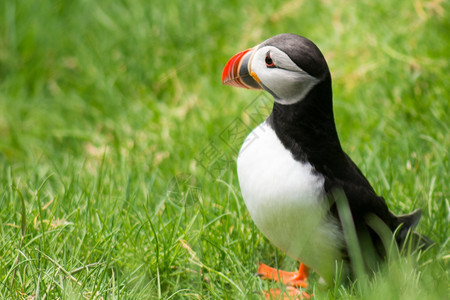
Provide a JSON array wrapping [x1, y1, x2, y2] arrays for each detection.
[[222, 33, 330, 105]]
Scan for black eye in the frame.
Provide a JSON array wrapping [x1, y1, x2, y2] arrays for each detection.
[[265, 53, 275, 68]]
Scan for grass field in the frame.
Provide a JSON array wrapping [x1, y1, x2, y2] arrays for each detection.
[[0, 0, 448, 299]]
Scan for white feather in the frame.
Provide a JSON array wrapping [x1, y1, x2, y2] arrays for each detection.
[[249, 46, 319, 105], [237, 122, 344, 281]]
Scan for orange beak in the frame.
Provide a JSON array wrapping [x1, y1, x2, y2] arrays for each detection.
[[222, 48, 263, 90]]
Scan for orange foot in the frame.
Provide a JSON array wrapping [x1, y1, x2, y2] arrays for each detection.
[[257, 262, 311, 299], [257, 262, 309, 287], [263, 286, 310, 300]]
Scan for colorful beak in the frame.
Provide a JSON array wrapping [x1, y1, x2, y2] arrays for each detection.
[[222, 48, 263, 90]]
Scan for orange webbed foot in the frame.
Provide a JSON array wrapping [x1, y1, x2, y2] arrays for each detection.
[[263, 286, 311, 299], [257, 262, 309, 288]]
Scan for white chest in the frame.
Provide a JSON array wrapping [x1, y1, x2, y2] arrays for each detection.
[[237, 122, 343, 276], [237, 122, 326, 228]]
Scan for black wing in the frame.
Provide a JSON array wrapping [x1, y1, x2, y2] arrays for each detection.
[[321, 152, 397, 228]]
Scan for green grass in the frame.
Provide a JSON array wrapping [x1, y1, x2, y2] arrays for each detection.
[[0, 0, 448, 299]]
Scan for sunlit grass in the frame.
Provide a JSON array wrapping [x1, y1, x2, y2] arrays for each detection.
[[0, 0, 448, 299]]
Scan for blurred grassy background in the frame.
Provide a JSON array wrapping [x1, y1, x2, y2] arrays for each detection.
[[0, 0, 448, 299]]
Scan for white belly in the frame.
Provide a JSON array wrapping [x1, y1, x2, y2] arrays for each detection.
[[237, 122, 344, 279]]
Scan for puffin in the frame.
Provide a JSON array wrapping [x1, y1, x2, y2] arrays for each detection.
[[221, 33, 429, 297]]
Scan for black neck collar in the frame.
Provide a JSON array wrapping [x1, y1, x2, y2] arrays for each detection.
[[267, 74, 344, 172]]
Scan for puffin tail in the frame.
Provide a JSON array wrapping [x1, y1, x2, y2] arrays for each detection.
[[395, 209, 433, 250], [397, 208, 422, 230]]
